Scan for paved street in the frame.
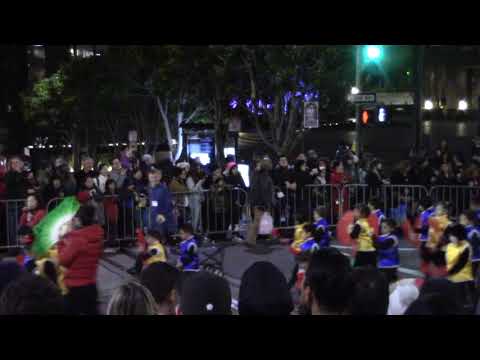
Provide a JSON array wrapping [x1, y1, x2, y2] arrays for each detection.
[[96, 236, 423, 314]]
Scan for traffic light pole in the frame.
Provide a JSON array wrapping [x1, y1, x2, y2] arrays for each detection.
[[414, 45, 425, 152], [354, 45, 362, 157]]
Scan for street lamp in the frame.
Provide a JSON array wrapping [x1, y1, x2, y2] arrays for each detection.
[[458, 99, 468, 111], [365, 45, 383, 61], [351, 87, 360, 95], [424, 100, 434, 110]]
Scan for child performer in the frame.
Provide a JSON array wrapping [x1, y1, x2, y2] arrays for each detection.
[[444, 224, 475, 312], [459, 210, 480, 279], [177, 223, 199, 271], [415, 197, 436, 276], [426, 202, 451, 277], [350, 205, 376, 267], [313, 207, 331, 249], [374, 218, 400, 284], [128, 228, 168, 275]]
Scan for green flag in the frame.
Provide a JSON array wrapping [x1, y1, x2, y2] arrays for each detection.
[[32, 196, 81, 257]]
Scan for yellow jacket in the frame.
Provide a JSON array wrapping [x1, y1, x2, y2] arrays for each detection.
[[356, 218, 375, 252], [446, 241, 473, 283], [291, 223, 308, 253], [144, 241, 167, 266]]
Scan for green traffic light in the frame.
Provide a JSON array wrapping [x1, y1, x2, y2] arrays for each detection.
[[364, 45, 383, 61]]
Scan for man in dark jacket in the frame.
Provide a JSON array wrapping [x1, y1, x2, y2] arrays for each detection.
[[250, 160, 274, 211], [147, 168, 175, 236], [58, 205, 104, 315]]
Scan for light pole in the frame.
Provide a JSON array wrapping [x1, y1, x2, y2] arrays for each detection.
[[414, 45, 425, 152], [354, 45, 362, 156]]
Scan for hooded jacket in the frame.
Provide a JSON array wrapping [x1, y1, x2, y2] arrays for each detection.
[[57, 225, 104, 288]]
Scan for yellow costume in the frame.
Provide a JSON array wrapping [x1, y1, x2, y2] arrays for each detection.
[[290, 223, 308, 254], [446, 241, 473, 283], [427, 215, 451, 250], [144, 241, 167, 266], [356, 218, 375, 252]]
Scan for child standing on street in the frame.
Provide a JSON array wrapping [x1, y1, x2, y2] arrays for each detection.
[[313, 207, 331, 249], [350, 205, 376, 267], [444, 224, 475, 312], [459, 210, 480, 279], [177, 224, 199, 271], [374, 218, 400, 284], [128, 229, 168, 275]]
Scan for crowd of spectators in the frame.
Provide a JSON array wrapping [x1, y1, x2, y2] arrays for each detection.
[[0, 139, 479, 315], [0, 245, 472, 315], [1, 138, 479, 244]]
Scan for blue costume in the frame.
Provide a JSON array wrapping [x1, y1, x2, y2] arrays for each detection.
[[419, 207, 435, 242], [376, 233, 399, 268], [179, 236, 199, 270], [314, 218, 331, 248], [300, 237, 320, 253], [466, 225, 480, 263], [374, 209, 385, 223], [475, 209, 480, 223], [148, 183, 175, 235]]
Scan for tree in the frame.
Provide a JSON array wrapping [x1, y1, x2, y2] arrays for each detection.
[[239, 45, 353, 157]]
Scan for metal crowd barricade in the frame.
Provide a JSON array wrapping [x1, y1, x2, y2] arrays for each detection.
[[430, 185, 480, 218], [271, 184, 341, 230], [340, 184, 429, 221], [0, 199, 26, 250]]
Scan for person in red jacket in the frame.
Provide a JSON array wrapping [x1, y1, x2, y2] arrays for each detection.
[[330, 161, 350, 219], [103, 179, 119, 244], [19, 194, 47, 244], [58, 204, 104, 315]]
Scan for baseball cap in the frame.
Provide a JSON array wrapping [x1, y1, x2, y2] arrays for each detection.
[[180, 271, 232, 315]]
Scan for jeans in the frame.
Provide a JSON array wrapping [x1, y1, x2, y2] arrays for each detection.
[[7, 204, 21, 246], [190, 203, 202, 234]]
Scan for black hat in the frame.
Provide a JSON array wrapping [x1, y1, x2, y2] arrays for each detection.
[[180, 272, 232, 315], [239, 261, 293, 316]]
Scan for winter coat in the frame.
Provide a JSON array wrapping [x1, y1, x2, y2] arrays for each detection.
[[148, 183, 175, 234], [250, 171, 274, 209], [57, 224, 104, 288]]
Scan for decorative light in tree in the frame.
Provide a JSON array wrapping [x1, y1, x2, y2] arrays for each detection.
[[229, 99, 238, 109]]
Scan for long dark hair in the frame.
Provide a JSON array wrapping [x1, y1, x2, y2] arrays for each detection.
[[105, 179, 117, 195]]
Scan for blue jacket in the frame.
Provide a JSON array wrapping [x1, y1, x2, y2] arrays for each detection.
[[148, 183, 175, 234], [376, 233, 399, 268], [466, 225, 480, 262], [300, 237, 320, 253], [314, 218, 331, 248], [179, 237, 199, 270], [419, 207, 435, 242]]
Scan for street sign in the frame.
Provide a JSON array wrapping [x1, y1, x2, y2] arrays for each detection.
[[304, 101, 319, 128], [350, 93, 376, 104]]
